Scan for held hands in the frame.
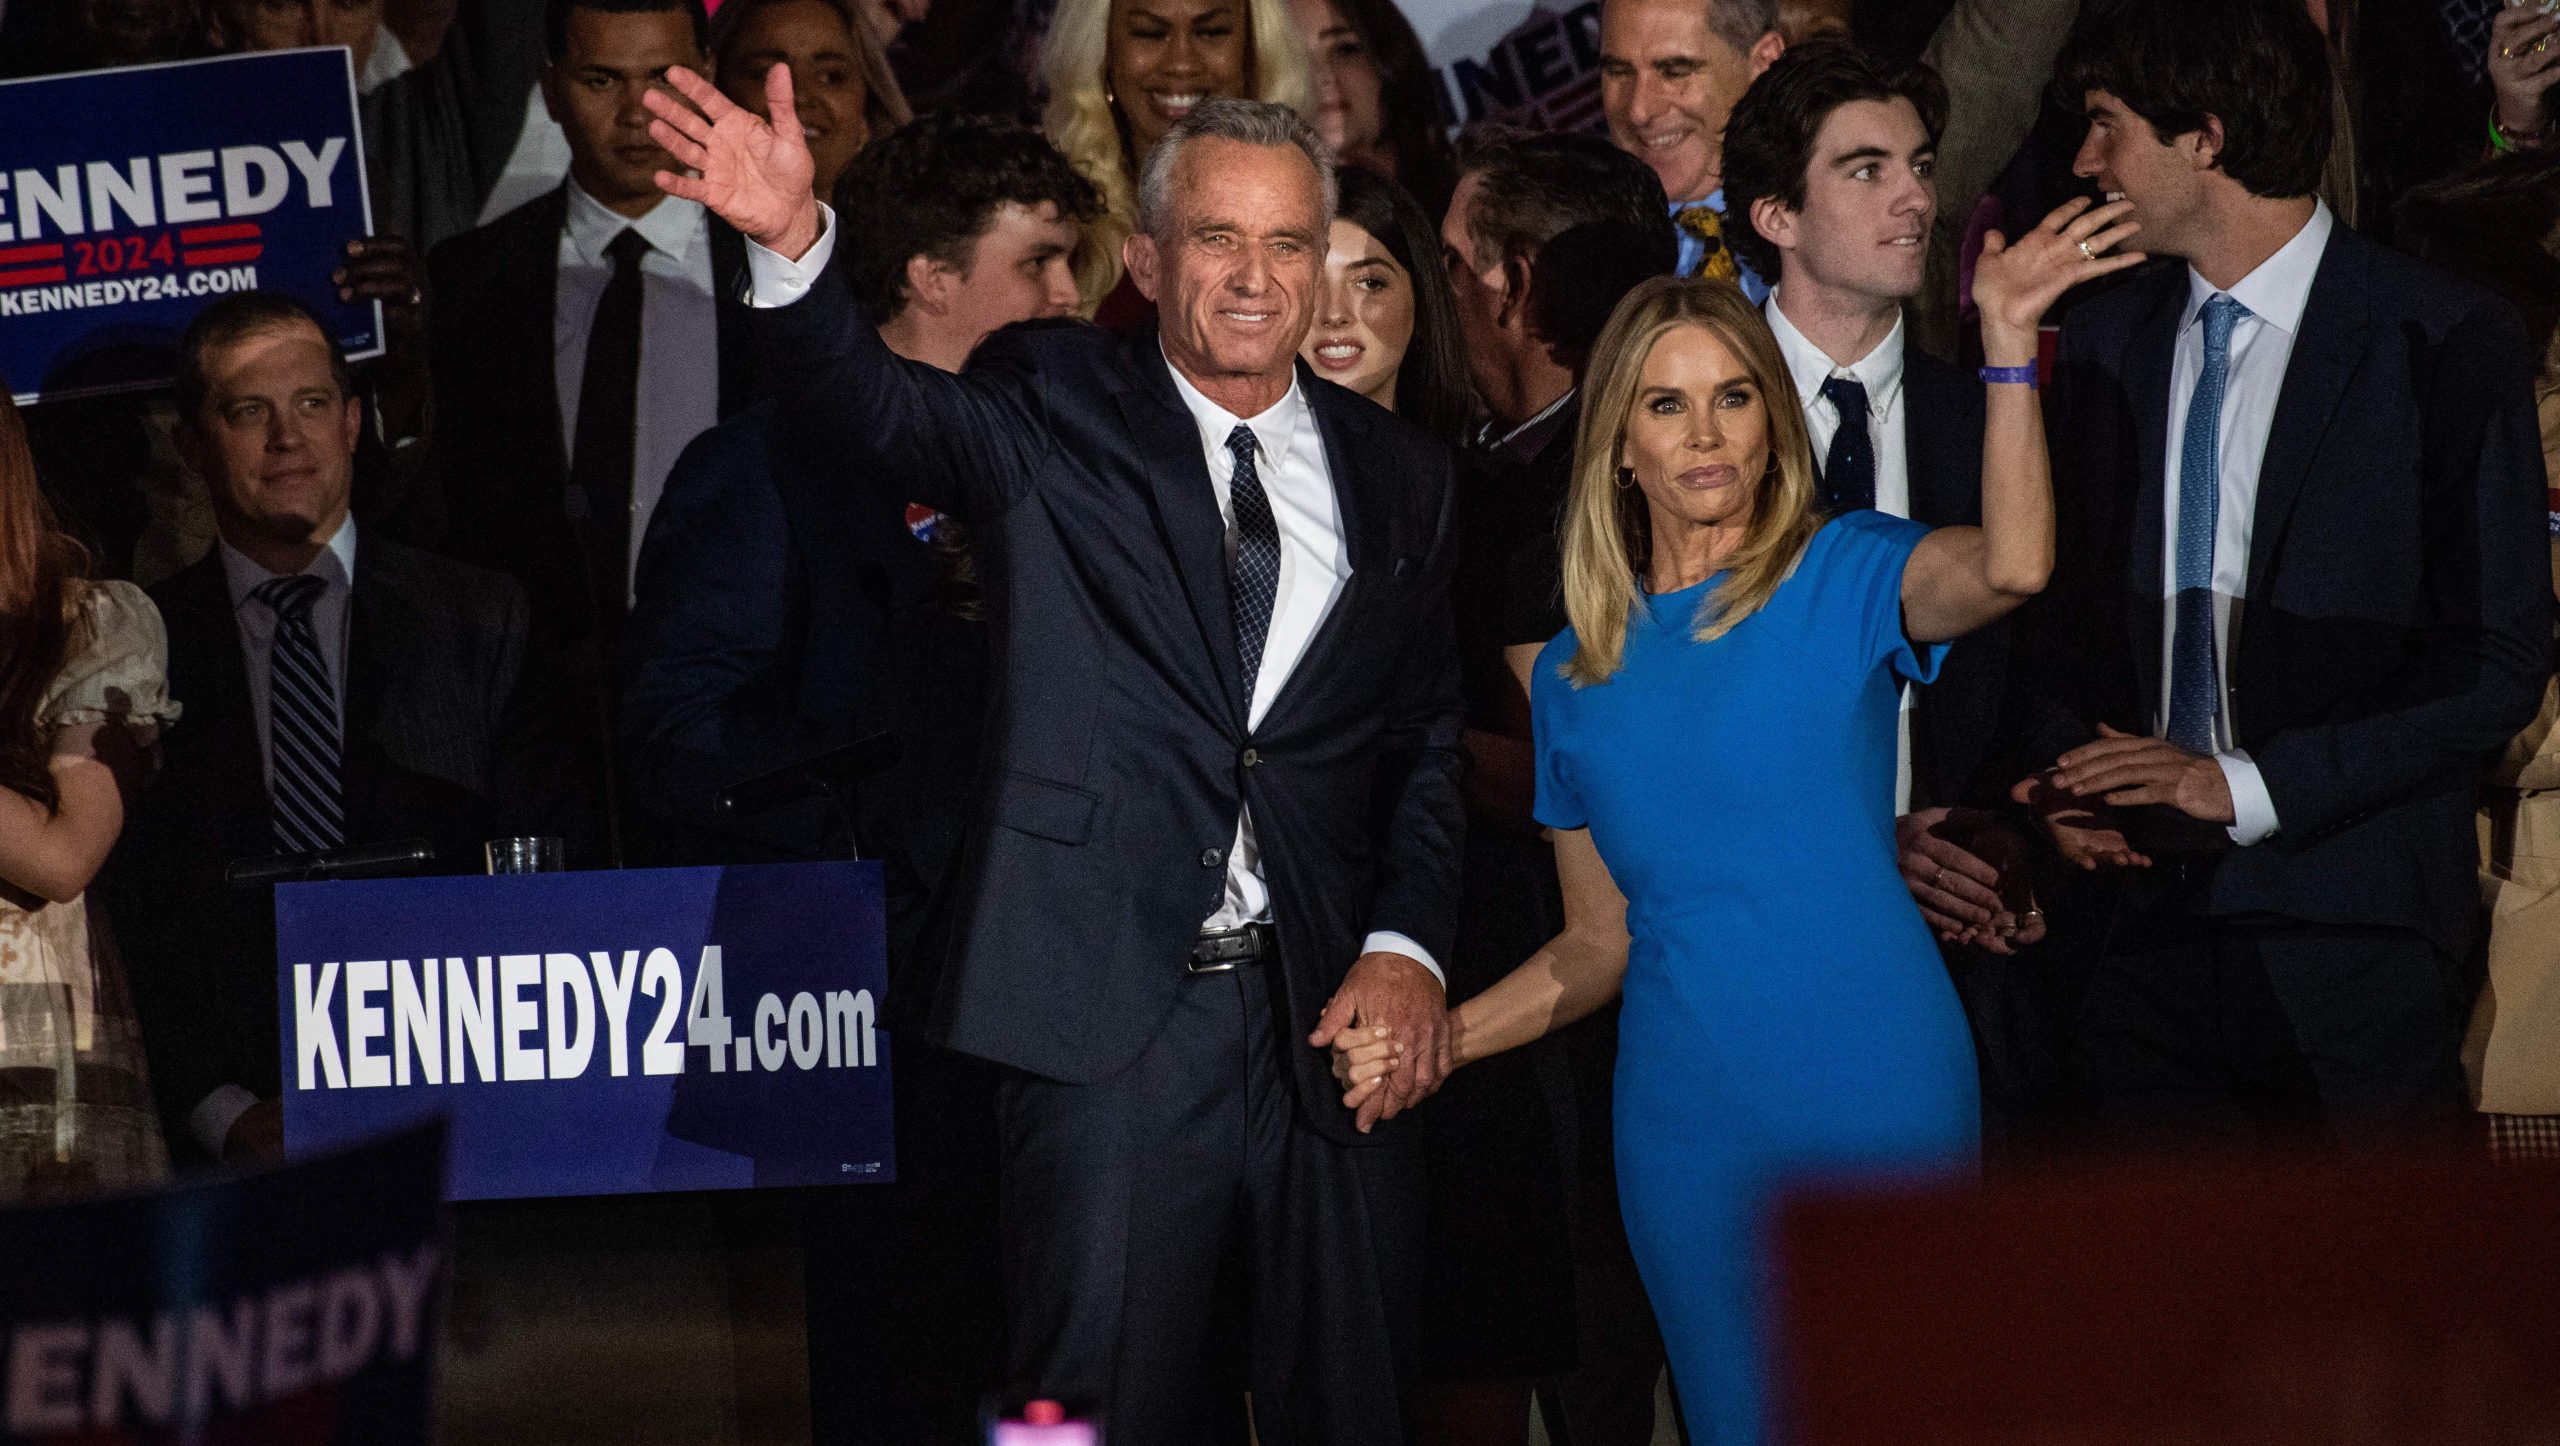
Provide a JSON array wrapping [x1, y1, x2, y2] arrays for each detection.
[[642, 63, 822, 260], [1307, 951, 1450, 1134], [1971, 197, 2146, 364], [1896, 807, 2045, 955]]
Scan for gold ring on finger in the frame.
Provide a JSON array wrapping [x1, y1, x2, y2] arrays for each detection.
[[2506, 44, 2517, 57], [2540, 40, 2551, 54], [2077, 239, 2096, 261]]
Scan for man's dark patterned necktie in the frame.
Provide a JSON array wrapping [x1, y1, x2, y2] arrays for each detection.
[[254, 573, 344, 853], [1819, 375, 1876, 512], [1226, 423, 1281, 706]]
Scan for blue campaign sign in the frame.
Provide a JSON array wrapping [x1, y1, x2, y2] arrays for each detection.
[[0, 48, 381, 405], [276, 862, 896, 1201], [0, 1122, 445, 1444]]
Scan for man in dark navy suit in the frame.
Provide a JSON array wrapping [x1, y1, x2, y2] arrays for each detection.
[[647, 75, 1464, 1445], [2022, 0, 2548, 1144], [1724, 39, 2065, 1144]]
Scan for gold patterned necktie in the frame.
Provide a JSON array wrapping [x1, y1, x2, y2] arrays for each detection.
[[1673, 204, 1741, 287]]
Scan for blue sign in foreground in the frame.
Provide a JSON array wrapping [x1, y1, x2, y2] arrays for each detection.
[[277, 863, 895, 1200], [0, 1122, 445, 1444], [0, 47, 381, 404]]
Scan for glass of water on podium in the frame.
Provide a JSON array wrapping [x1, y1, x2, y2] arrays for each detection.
[[483, 837, 565, 874]]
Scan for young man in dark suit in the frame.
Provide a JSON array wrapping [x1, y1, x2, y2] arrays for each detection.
[[418, 0, 756, 859], [1724, 39, 2073, 1143], [2018, 0, 2549, 1144], [652, 77, 1463, 1443], [111, 294, 580, 1165]]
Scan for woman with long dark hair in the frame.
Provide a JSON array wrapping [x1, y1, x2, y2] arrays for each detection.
[[1288, 0, 1456, 217], [0, 386, 181, 1200], [1299, 166, 1468, 440]]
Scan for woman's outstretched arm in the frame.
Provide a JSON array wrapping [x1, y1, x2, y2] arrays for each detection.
[[1334, 825, 1630, 1123]]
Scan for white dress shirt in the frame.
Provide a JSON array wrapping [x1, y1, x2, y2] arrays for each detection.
[[1768, 296, 1921, 813], [745, 208, 1443, 984], [199, 516, 358, 1154], [554, 183, 723, 606], [218, 515, 357, 795], [2156, 202, 2333, 847]]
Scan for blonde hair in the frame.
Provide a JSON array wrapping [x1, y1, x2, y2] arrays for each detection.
[[1559, 275, 1823, 687], [1041, 0, 1313, 313]]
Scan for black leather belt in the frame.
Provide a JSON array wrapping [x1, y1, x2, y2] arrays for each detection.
[[1189, 922, 1274, 974]]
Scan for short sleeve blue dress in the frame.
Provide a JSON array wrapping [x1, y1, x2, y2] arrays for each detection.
[[1531, 511, 1980, 1445]]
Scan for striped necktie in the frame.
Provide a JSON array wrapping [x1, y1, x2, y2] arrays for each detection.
[[254, 573, 345, 853]]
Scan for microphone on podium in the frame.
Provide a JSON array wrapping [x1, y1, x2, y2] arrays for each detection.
[[716, 732, 902, 818], [225, 839, 439, 889]]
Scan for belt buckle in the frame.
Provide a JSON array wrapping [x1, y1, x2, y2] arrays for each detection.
[[1186, 954, 1246, 975]]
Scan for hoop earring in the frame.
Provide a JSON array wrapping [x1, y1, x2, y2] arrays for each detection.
[[1615, 467, 1637, 491]]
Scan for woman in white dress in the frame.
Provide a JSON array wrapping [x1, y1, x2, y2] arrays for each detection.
[[0, 387, 182, 1200]]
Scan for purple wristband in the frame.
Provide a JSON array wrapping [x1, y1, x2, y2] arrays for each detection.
[[1978, 365, 2039, 386]]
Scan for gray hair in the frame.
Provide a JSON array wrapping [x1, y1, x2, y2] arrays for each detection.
[[1706, 0, 1780, 55], [1134, 97, 1337, 243]]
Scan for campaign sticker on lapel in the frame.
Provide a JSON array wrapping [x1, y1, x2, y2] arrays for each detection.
[[276, 862, 895, 1201]]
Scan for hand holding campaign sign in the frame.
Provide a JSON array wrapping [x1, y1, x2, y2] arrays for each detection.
[[0, 48, 380, 404], [278, 862, 896, 1201]]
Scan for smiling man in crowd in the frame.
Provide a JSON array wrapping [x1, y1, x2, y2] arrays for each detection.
[[1598, 0, 1783, 295]]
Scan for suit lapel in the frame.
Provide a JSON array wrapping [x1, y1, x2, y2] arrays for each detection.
[[1118, 337, 1247, 726], [2244, 230, 2368, 598], [157, 558, 271, 852], [1901, 354, 1978, 528], [1262, 370, 1384, 726], [341, 543, 398, 841], [512, 187, 572, 492], [710, 220, 754, 418], [2122, 272, 2185, 724]]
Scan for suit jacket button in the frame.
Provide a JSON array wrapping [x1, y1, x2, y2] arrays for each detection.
[[1242, 748, 1261, 768], [1200, 847, 1224, 867]]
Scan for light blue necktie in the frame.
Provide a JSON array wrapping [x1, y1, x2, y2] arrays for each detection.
[[2167, 294, 2248, 754]]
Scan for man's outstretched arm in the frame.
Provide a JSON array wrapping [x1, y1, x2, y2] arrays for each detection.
[[645, 64, 1049, 520]]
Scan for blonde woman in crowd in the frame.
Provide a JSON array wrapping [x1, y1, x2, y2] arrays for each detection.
[[1042, 0, 1310, 325], [1334, 195, 2136, 1444]]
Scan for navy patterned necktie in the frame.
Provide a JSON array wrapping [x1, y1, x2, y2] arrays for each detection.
[[253, 573, 345, 853], [2168, 295, 2248, 755], [1226, 423, 1282, 706], [1819, 375, 1876, 512]]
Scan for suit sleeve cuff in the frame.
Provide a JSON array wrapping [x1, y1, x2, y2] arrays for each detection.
[[1361, 931, 1445, 992], [744, 204, 837, 307], [188, 1084, 260, 1159], [2220, 750, 2280, 846]]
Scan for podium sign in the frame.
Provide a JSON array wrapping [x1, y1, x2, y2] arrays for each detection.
[[0, 1123, 446, 1445], [277, 862, 895, 1201], [0, 48, 383, 405]]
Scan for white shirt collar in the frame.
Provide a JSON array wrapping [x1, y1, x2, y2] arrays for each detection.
[[1160, 342, 1309, 468], [564, 179, 704, 268], [2182, 199, 2333, 339], [221, 514, 358, 611], [1765, 292, 1906, 424]]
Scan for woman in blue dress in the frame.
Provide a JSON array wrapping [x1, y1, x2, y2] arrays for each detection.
[[1333, 200, 2141, 1442]]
